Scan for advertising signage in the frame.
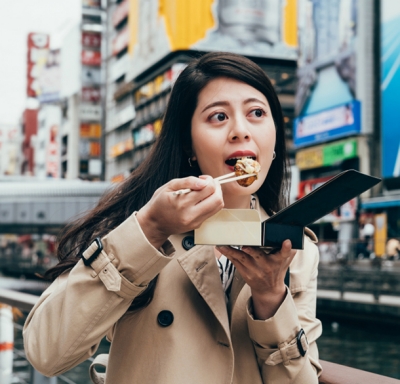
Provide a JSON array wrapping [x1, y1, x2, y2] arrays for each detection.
[[381, 0, 400, 178], [126, 0, 298, 81], [295, 0, 357, 117], [82, 32, 101, 48], [37, 49, 61, 103], [82, 50, 101, 66], [296, 138, 358, 170], [298, 175, 357, 222], [294, 100, 361, 148], [27, 33, 50, 97]]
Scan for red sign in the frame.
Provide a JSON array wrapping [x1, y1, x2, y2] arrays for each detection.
[[82, 32, 101, 48], [82, 50, 101, 66], [81, 87, 101, 103], [27, 33, 50, 97], [298, 176, 332, 199], [298, 175, 357, 222], [112, 0, 129, 27], [112, 26, 129, 56]]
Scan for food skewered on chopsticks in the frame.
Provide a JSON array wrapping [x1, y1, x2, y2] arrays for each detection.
[[233, 158, 261, 187], [173, 158, 261, 195]]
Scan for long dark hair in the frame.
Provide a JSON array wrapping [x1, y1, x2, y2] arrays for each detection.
[[46, 52, 290, 310]]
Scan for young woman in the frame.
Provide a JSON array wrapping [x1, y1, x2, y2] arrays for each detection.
[[24, 52, 322, 383]]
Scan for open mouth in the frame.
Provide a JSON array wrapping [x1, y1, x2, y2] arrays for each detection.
[[225, 156, 256, 167]]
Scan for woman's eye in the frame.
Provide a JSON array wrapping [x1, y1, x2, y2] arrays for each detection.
[[249, 109, 265, 118], [210, 112, 227, 122]]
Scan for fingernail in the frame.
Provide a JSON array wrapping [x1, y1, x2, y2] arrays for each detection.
[[195, 178, 208, 187], [285, 239, 292, 248]]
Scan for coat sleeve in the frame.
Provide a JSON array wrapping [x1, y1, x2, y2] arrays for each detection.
[[23, 212, 175, 377], [246, 236, 323, 384]]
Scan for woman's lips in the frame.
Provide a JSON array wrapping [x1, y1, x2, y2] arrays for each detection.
[[225, 150, 257, 161], [224, 151, 257, 172]]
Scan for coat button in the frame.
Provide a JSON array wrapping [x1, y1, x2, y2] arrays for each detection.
[[182, 236, 195, 250], [157, 310, 174, 327]]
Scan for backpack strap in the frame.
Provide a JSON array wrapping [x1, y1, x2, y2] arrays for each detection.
[[89, 354, 109, 384]]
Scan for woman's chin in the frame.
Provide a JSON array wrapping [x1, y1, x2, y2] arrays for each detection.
[[222, 181, 260, 196]]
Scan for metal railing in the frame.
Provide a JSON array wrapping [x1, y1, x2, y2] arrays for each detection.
[[2, 284, 399, 384], [317, 264, 400, 301], [0, 288, 94, 384]]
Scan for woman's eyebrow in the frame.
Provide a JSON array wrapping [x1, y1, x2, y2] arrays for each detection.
[[201, 98, 267, 113], [201, 101, 230, 113]]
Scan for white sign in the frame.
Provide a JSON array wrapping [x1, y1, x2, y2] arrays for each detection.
[[81, 67, 101, 84], [296, 104, 354, 139], [80, 105, 102, 121], [89, 159, 102, 175]]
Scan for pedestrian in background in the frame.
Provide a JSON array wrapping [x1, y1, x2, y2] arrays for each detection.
[[23, 52, 322, 384], [386, 238, 400, 260]]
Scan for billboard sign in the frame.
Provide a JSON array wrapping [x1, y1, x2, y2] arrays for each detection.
[[81, 50, 101, 66], [82, 32, 101, 48], [81, 67, 101, 84], [81, 87, 101, 103], [298, 175, 357, 222], [80, 105, 102, 121], [296, 138, 358, 170], [381, 0, 400, 178], [36, 105, 61, 178], [37, 49, 61, 103], [126, 0, 298, 81], [294, 100, 361, 147], [295, 0, 357, 117], [27, 33, 50, 97]]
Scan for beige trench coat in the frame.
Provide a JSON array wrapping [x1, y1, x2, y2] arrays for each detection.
[[24, 199, 323, 384]]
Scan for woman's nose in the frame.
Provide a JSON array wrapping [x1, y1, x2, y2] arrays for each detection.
[[229, 121, 251, 141]]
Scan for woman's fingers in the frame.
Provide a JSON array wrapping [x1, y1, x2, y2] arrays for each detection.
[[167, 175, 212, 192], [217, 239, 297, 268]]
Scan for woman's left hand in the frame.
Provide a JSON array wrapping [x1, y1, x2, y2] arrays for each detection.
[[216, 239, 296, 320]]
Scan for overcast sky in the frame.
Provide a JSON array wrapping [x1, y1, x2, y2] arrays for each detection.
[[0, 0, 81, 126]]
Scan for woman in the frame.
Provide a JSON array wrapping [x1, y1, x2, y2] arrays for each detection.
[[24, 52, 322, 383]]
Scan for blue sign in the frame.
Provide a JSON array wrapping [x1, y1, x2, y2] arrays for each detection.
[[381, 1, 400, 178], [294, 100, 361, 148]]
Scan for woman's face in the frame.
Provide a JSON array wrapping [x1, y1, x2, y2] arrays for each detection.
[[191, 77, 276, 197]]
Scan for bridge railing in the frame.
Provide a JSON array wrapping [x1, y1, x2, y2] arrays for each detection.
[[317, 264, 400, 301], [0, 288, 93, 384], [1, 288, 399, 384]]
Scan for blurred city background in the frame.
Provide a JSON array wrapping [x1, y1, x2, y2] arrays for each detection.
[[0, 0, 400, 383]]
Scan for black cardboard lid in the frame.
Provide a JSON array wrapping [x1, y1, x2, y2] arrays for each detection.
[[265, 170, 381, 227]]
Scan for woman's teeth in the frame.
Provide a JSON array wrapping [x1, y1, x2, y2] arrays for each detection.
[[225, 156, 255, 166]]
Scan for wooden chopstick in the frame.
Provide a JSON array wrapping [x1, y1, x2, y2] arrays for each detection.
[[172, 172, 256, 195], [218, 173, 256, 185], [214, 172, 235, 181]]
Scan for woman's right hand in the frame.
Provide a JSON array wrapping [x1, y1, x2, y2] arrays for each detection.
[[136, 175, 224, 249]]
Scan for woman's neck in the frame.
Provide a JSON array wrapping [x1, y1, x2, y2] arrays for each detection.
[[222, 194, 252, 209]]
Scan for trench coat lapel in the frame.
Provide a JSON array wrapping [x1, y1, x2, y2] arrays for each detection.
[[177, 244, 231, 342]]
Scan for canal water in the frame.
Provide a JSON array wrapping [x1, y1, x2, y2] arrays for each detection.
[[318, 315, 400, 380], [12, 314, 400, 383]]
